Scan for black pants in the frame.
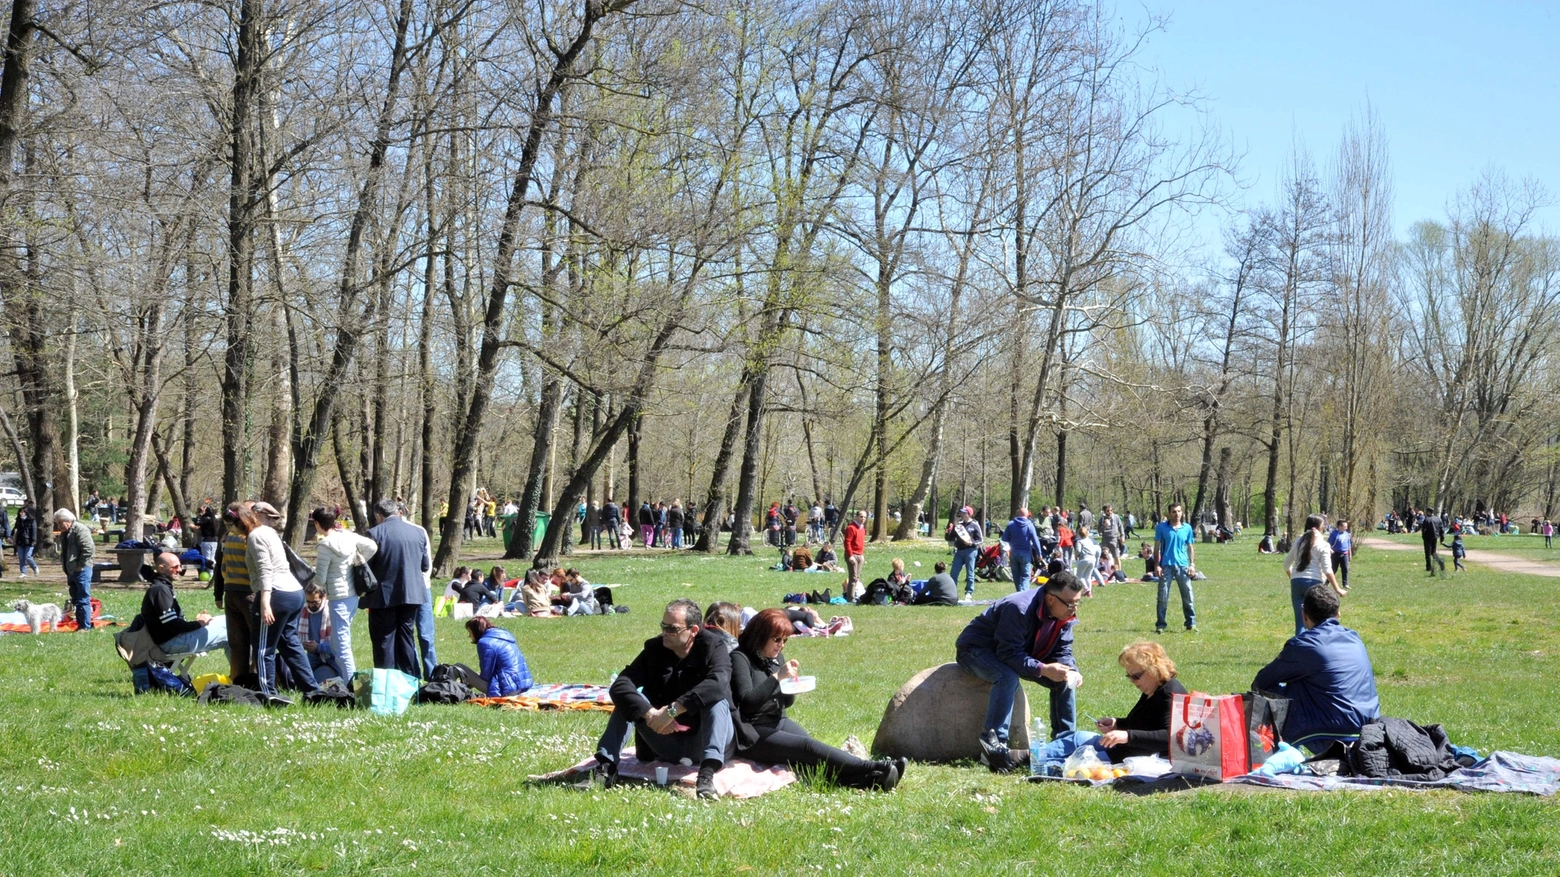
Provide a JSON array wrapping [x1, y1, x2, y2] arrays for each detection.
[[742, 718, 877, 786], [1332, 552, 1350, 589], [367, 604, 420, 676], [1423, 540, 1444, 573]]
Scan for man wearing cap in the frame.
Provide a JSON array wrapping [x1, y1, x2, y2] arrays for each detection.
[[948, 506, 984, 599]]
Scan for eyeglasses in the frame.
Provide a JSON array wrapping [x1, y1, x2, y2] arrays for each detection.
[[1049, 593, 1081, 611], [770, 636, 789, 645], [1126, 670, 1147, 682], [660, 624, 688, 635]]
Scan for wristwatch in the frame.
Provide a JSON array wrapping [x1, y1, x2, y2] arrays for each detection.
[[666, 702, 682, 719]]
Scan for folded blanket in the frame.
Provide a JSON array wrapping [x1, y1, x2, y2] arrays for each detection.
[[1231, 752, 1560, 796], [534, 748, 795, 798]]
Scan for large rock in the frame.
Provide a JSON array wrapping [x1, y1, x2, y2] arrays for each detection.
[[872, 663, 1031, 761]]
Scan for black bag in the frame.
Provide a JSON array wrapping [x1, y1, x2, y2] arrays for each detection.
[[352, 558, 380, 598], [198, 683, 266, 706], [593, 586, 615, 608], [144, 663, 194, 696], [418, 679, 474, 704], [284, 542, 316, 587], [305, 687, 358, 709], [858, 578, 893, 606], [1243, 691, 1290, 768]]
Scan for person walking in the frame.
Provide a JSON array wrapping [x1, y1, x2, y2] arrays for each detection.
[[602, 497, 621, 549], [1153, 503, 1197, 633], [1001, 508, 1044, 592], [1327, 520, 1353, 591], [54, 509, 96, 631], [1419, 509, 1446, 576], [13, 501, 40, 577], [1286, 514, 1344, 638], [364, 498, 432, 678]]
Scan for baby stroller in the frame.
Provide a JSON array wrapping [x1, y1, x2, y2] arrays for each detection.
[[974, 543, 1011, 582]]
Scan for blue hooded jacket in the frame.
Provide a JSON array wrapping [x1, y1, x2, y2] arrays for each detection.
[[476, 627, 533, 696]]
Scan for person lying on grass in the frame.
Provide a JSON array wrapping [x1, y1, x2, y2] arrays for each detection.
[[580, 598, 734, 799], [1253, 584, 1380, 754], [1031, 640, 1187, 770], [729, 608, 903, 791]]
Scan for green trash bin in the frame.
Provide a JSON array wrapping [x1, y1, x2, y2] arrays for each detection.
[[500, 513, 518, 551], [499, 512, 549, 553]]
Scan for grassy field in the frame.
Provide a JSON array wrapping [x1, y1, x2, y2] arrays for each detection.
[[2, 532, 1558, 875]]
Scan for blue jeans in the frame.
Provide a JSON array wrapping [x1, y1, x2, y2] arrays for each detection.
[[670, 526, 683, 549], [595, 700, 735, 767], [17, 545, 37, 575], [415, 599, 438, 679], [67, 568, 93, 629], [1291, 577, 1322, 637], [952, 547, 978, 595], [259, 589, 318, 696], [956, 646, 1076, 743], [1009, 556, 1034, 592], [1036, 730, 1107, 765], [328, 595, 360, 679], [1156, 564, 1196, 630], [160, 616, 231, 659]]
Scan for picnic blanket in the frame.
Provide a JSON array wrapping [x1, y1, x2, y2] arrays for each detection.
[[1230, 752, 1560, 796], [534, 747, 796, 798], [469, 683, 615, 712], [0, 598, 110, 634]]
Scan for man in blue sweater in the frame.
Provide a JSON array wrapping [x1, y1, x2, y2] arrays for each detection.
[[1001, 508, 1044, 592], [1252, 584, 1380, 753], [956, 571, 1084, 772]]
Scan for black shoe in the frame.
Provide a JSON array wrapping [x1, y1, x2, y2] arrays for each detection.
[[571, 759, 618, 791], [696, 760, 720, 799], [871, 760, 901, 792], [822, 588, 832, 603], [978, 730, 1013, 773]]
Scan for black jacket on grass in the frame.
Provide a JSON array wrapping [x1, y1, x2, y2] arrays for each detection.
[[609, 629, 731, 731], [728, 646, 796, 747], [1106, 677, 1188, 763], [141, 572, 202, 646]]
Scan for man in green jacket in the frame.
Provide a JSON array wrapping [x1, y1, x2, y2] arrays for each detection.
[[54, 509, 96, 631]]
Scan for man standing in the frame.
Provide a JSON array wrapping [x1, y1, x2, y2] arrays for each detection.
[[55, 509, 96, 632], [808, 500, 824, 542], [1076, 503, 1093, 535], [823, 498, 840, 536], [637, 501, 655, 548], [364, 498, 431, 677], [1097, 504, 1123, 568], [843, 509, 867, 601], [1419, 509, 1446, 576], [142, 551, 229, 660], [580, 598, 735, 799], [196, 503, 221, 570], [948, 506, 983, 598], [1153, 503, 1197, 633], [1001, 508, 1044, 592], [955, 571, 1085, 772], [1328, 520, 1354, 590], [602, 497, 621, 549], [1253, 584, 1380, 753]]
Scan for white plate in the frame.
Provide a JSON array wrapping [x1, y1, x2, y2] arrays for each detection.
[[779, 675, 816, 694]]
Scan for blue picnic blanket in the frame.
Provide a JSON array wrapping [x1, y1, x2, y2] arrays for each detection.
[[1231, 752, 1560, 796]]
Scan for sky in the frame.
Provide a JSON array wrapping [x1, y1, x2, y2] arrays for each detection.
[[1127, 0, 1559, 248]]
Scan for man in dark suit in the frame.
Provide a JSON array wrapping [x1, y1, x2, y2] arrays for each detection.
[[364, 498, 431, 676]]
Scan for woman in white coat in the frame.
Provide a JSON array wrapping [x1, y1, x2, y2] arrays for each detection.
[[312, 507, 378, 681]]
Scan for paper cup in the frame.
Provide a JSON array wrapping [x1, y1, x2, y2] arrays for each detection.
[[655, 766, 669, 786]]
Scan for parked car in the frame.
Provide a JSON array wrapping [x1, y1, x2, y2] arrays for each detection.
[[0, 486, 25, 506]]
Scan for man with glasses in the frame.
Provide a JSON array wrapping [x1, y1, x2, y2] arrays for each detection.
[[955, 571, 1085, 772], [580, 598, 735, 798]]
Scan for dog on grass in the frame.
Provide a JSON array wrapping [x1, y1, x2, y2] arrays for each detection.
[[11, 599, 65, 634]]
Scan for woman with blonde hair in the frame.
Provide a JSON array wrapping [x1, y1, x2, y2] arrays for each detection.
[[1031, 640, 1188, 769]]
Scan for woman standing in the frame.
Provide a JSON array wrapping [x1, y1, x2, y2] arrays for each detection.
[[13, 501, 39, 577], [237, 504, 319, 698], [730, 609, 903, 790], [1285, 514, 1344, 637], [311, 506, 377, 683]]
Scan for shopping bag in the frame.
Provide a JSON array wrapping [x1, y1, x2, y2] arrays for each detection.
[[433, 596, 453, 618], [1169, 691, 1249, 781], [1243, 691, 1290, 769], [355, 668, 420, 716], [451, 602, 474, 619]]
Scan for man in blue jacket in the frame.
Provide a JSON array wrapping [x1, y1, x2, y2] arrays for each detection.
[[365, 498, 432, 677], [1252, 584, 1380, 753], [1001, 508, 1044, 592], [955, 571, 1085, 772]]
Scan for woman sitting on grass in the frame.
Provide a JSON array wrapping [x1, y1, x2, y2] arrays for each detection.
[[703, 602, 743, 653], [729, 609, 904, 791], [465, 616, 532, 696], [1032, 640, 1188, 769]]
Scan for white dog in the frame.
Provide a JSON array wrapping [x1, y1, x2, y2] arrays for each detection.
[[11, 599, 64, 634]]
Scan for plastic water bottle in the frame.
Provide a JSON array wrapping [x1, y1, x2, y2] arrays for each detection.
[[1029, 718, 1044, 776]]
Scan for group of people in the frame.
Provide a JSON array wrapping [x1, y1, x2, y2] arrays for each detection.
[[958, 569, 1380, 772], [766, 499, 843, 546], [580, 497, 698, 551]]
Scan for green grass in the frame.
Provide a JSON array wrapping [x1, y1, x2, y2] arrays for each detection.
[[2, 535, 1558, 875]]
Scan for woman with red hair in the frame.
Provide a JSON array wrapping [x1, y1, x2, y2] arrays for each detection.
[[729, 609, 904, 790]]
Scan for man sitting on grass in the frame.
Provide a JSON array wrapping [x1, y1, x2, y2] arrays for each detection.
[[912, 561, 958, 606], [579, 598, 734, 798], [955, 571, 1084, 772], [1252, 584, 1380, 753]]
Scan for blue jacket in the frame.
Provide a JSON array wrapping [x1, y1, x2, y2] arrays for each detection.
[[363, 515, 431, 609], [476, 627, 532, 696], [1001, 517, 1043, 561], [955, 588, 1075, 681], [1252, 618, 1380, 744]]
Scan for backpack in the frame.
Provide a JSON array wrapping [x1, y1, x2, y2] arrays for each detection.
[[858, 578, 893, 606], [305, 687, 359, 709], [418, 679, 474, 705], [593, 586, 615, 608], [144, 663, 195, 696], [198, 683, 266, 706]]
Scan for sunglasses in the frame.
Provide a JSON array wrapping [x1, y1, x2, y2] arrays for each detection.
[[660, 624, 688, 635], [771, 635, 789, 645], [1126, 670, 1147, 681]]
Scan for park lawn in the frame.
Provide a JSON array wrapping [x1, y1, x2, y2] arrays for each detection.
[[1, 534, 1558, 875], [1370, 529, 1560, 566]]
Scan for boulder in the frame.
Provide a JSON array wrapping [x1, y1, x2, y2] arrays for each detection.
[[872, 663, 1031, 761]]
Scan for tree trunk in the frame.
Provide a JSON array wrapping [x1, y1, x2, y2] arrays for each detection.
[[222, 0, 262, 504], [726, 370, 768, 556], [694, 377, 748, 553], [508, 375, 561, 560]]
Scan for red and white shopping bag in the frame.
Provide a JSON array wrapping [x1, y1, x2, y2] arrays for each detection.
[[1169, 691, 1250, 781]]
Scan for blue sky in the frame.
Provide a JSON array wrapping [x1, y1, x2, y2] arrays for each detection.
[[1129, 0, 1559, 244]]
